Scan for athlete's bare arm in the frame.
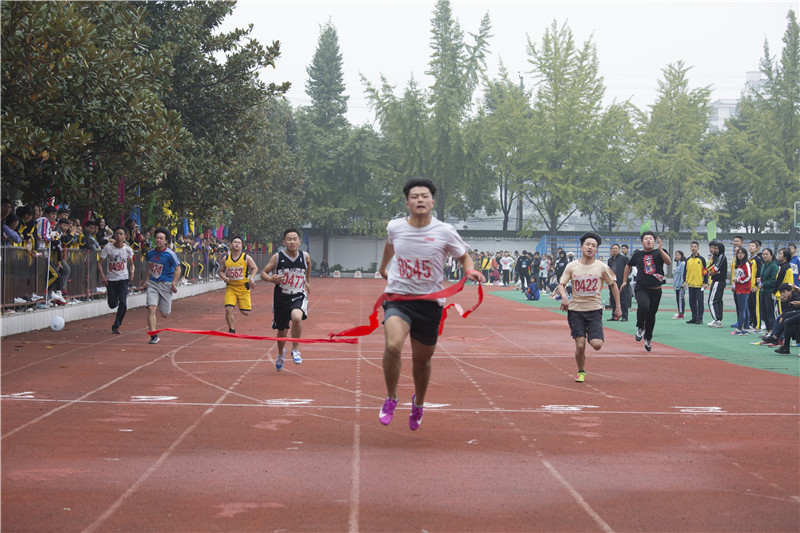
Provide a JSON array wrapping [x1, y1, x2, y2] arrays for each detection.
[[379, 242, 394, 280], [303, 252, 311, 295], [260, 254, 282, 283], [217, 256, 228, 282], [620, 264, 632, 290]]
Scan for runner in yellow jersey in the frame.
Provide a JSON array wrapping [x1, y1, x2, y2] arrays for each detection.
[[218, 236, 259, 334]]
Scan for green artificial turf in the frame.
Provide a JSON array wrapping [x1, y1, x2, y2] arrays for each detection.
[[491, 287, 800, 377]]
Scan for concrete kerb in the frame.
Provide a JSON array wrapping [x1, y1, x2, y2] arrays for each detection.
[[0, 280, 225, 337]]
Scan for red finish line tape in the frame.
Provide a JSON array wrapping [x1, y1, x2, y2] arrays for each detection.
[[148, 277, 483, 344], [146, 328, 358, 344], [330, 276, 483, 339]]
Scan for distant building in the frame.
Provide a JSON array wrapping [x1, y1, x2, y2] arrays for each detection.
[[708, 71, 767, 132], [709, 99, 739, 132], [745, 70, 764, 93]]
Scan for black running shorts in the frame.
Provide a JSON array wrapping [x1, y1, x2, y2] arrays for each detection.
[[567, 309, 604, 341], [383, 299, 443, 346], [272, 292, 307, 330]]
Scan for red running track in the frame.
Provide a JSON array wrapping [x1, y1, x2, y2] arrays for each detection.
[[2, 278, 798, 532]]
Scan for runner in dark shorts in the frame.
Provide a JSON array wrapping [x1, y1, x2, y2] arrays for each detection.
[[557, 232, 620, 383], [383, 299, 443, 347]]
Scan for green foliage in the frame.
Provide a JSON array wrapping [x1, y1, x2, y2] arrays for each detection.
[[630, 61, 713, 238], [520, 20, 606, 234], [751, 9, 800, 232], [426, 0, 492, 220], [305, 21, 349, 131], [363, 0, 492, 222], [226, 99, 305, 243], [582, 103, 640, 233], [140, 0, 290, 227], [477, 65, 530, 230], [1, 1, 181, 215], [1, 1, 296, 244], [299, 20, 387, 249]]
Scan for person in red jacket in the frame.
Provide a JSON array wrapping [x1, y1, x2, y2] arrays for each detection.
[[731, 247, 752, 336]]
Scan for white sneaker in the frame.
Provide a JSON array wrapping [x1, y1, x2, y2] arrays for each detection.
[[31, 293, 43, 301], [51, 291, 66, 303], [708, 320, 723, 328], [291, 350, 302, 364], [13, 297, 25, 303]]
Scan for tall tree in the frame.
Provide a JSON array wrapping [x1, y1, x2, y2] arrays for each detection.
[[304, 20, 349, 131], [582, 102, 640, 233], [363, 75, 434, 218], [227, 98, 305, 244], [756, 9, 800, 235], [363, 0, 491, 221], [520, 20, 606, 236], [478, 66, 531, 231], [705, 94, 787, 233], [426, 0, 492, 220], [1, 1, 182, 217], [631, 61, 713, 246], [299, 22, 385, 257], [141, 0, 289, 225]]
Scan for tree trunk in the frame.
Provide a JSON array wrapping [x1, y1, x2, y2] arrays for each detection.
[[516, 196, 523, 233], [322, 227, 330, 268]]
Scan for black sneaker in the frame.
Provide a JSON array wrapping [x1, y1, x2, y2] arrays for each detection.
[[644, 339, 652, 352], [112, 325, 120, 334], [686, 319, 696, 324], [619, 317, 628, 322], [148, 335, 159, 344], [228, 329, 236, 334], [774, 345, 790, 355]]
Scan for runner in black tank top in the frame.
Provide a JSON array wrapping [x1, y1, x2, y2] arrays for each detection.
[[260, 229, 311, 370]]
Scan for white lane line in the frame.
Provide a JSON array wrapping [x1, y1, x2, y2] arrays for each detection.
[[541, 459, 615, 533], [1, 353, 168, 440], [2, 397, 796, 417], [81, 350, 270, 533], [348, 336, 363, 533]]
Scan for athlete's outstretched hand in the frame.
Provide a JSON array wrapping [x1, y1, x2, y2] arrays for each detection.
[[467, 269, 485, 283]]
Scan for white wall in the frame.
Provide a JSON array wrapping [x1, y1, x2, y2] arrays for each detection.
[[304, 234, 734, 271]]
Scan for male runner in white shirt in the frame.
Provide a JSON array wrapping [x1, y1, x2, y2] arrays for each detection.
[[377, 177, 485, 430]]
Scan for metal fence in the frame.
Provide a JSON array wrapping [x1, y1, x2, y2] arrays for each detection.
[[1, 247, 272, 313]]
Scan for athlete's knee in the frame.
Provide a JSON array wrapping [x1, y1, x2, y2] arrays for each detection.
[[384, 343, 403, 359], [588, 338, 603, 350], [240, 309, 250, 316]]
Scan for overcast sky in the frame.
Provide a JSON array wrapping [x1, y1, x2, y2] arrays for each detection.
[[218, 0, 796, 125]]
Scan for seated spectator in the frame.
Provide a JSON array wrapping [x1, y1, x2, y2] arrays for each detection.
[[761, 284, 800, 354], [489, 266, 502, 284]]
